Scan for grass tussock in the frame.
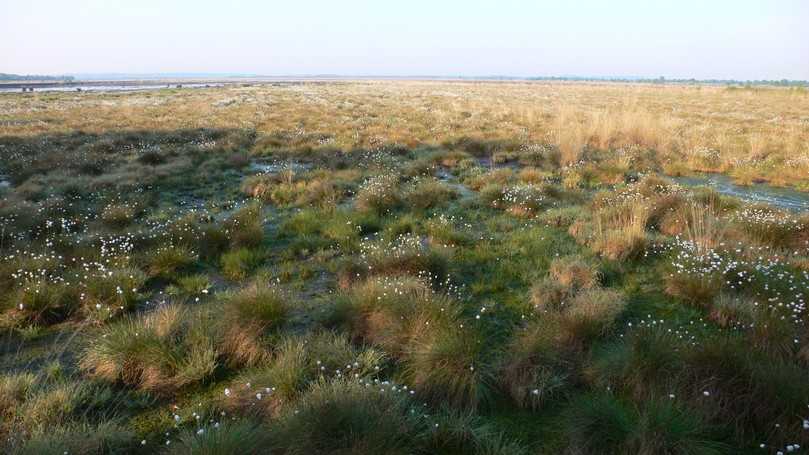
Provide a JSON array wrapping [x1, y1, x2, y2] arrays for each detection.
[[80, 304, 219, 394], [218, 281, 294, 367]]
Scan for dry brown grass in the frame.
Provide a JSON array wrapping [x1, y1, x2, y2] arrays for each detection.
[[2, 81, 807, 186]]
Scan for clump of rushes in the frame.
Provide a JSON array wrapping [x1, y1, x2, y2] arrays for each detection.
[[465, 168, 514, 191], [355, 173, 402, 214], [404, 321, 497, 409], [663, 201, 725, 252], [336, 276, 461, 356], [82, 267, 147, 318], [517, 166, 548, 184], [80, 304, 218, 395], [586, 325, 685, 400], [707, 293, 755, 328], [7, 280, 80, 325], [435, 150, 473, 168], [681, 335, 809, 441], [424, 215, 472, 247], [530, 259, 626, 349], [591, 202, 649, 261], [549, 256, 600, 291], [359, 232, 449, 280], [269, 378, 420, 455], [165, 420, 271, 455], [222, 331, 384, 417], [403, 178, 458, 211], [0, 367, 137, 452], [0, 372, 37, 430], [531, 255, 611, 316], [224, 203, 265, 248], [732, 205, 807, 249], [564, 394, 727, 455], [198, 225, 230, 261], [218, 281, 293, 367], [563, 393, 635, 454], [146, 244, 197, 280], [243, 171, 344, 209], [241, 172, 288, 202], [339, 277, 492, 410], [530, 277, 570, 313], [322, 210, 378, 251], [560, 288, 626, 346], [594, 325, 809, 444], [14, 381, 109, 431], [421, 406, 527, 454], [498, 319, 571, 409], [166, 273, 211, 300], [499, 183, 550, 218], [13, 422, 135, 455], [279, 208, 322, 238], [220, 248, 264, 281], [100, 203, 138, 229], [663, 245, 723, 308]]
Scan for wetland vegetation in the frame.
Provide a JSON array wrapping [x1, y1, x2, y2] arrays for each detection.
[[0, 81, 808, 454]]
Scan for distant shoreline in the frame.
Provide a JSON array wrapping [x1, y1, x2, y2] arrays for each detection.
[[1, 75, 806, 90]]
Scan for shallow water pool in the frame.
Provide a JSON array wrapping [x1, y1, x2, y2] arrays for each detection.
[[673, 173, 809, 212]]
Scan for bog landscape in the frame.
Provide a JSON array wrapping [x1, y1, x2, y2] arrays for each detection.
[[1, 80, 808, 454]]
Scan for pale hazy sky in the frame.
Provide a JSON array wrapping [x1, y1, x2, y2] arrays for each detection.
[[2, 0, 807, 79]]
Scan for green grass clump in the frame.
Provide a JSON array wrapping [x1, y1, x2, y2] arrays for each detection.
[[13, 422, 135, 455], [218, 281, 293, 367], [404, 178, 458, 211], [499, 320, 571, 409], [335, 276, 460, 354], [664, 268, 722, 308], [100, 203, 139, 229], [362, 233, 449, 280], [220, 248, 264, 281], [8, 281, 80, 325], [224, 203, 265, 248], [167, 273, 211, 299], [83, 267, 147, 317], [80, 304, 218, 394], [561, 288, 626, 345], [147, 245, 197, 279], [564, 394, 727, 455], [270, 378, 420, 454], [548, 256, 600, 291], [223, 331, 384, 417], [404, 322, 497, 409], [165, 420, 270, 455], [355, 174, 402, 215]]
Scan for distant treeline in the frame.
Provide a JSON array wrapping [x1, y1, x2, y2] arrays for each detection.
[[523, 76, 808, 86], [0, 73, 75, 82]]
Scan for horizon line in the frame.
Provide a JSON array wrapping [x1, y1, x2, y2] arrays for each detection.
[[3, 71, 808, 84]]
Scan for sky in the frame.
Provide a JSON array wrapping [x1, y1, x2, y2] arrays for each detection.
[[1, 0, 808, 80]]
